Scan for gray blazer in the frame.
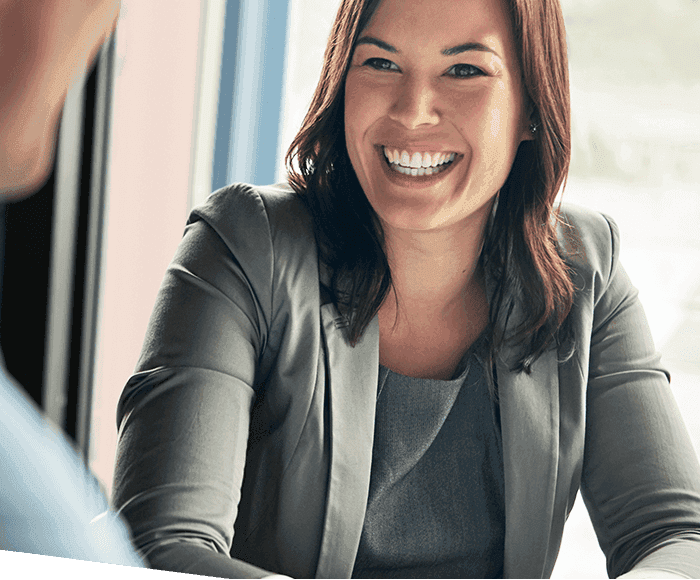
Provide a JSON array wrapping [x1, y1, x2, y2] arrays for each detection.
[[113, 183, 700, 579]]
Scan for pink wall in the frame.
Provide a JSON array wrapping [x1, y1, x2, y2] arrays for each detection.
[[89, 0, 204, 495]]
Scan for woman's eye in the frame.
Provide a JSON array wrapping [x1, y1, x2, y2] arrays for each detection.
[[446, 64, 485, 78], [363, 58, 399, 72]]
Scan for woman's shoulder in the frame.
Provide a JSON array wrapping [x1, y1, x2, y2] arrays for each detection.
[[191, 181, 311, 230], [188, 181, 316, 257], [555, 202, 621, 285]]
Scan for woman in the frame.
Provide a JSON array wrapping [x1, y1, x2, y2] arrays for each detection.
[[112, 0, 700, 577]]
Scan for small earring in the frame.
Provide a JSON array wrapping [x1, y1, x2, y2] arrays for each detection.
[[530, 122, 539, 135]]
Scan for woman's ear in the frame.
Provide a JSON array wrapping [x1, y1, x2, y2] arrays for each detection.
[[521, 101, 538, 142], [521, 121, 537, 142]]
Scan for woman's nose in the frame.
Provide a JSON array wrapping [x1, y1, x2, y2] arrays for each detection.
[[388, 77, 440, 130]]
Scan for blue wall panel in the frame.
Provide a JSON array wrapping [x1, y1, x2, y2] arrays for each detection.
[[212, 0, 291, 191]]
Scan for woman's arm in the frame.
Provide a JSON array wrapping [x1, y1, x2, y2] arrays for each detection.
[[579, 215, 700, 578], [112, 188, 280, 578]]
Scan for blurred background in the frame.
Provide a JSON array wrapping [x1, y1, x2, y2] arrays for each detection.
[[1, 0, 697, 577]]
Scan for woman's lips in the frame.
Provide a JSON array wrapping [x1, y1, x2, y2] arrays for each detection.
[[382, 146, 457, 175], [376, 145, 460, 187]]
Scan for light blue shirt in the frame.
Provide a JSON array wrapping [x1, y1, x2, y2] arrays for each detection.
[[0, 362, 143, 566]]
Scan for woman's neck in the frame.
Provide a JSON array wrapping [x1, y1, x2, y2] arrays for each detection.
[[380, 204, 491, 321], [376, 204, 492, 379]]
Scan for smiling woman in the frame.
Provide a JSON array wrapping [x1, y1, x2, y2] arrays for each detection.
[[111, 0, 700, 578], [291, 0, 573, 379], [342, 0, 539, 380]]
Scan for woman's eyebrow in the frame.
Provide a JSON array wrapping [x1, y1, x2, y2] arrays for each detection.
[[355, 36, 398, 53], [355, 36, 500, 59], [442, 42, 501, 58]]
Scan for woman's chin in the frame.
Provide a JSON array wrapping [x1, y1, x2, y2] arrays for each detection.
[[368, 184, 498, 235], [373, 198, 455, 232]]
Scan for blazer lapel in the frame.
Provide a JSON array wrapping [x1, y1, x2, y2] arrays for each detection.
[[315, 304, 379, 579], [481, 254, 563, 578], [498, 343, 561, 578]]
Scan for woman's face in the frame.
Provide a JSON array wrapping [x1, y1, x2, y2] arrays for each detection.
[[344, 0, 533, 232]]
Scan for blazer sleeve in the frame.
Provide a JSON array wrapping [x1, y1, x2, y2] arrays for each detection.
[[112, 185, 279, 578], [576, 213, 700, 578]]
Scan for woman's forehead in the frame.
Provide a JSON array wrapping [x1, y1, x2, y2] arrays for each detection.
[[360, 0, 516, 57]]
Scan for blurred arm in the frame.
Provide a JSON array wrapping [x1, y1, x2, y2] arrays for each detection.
[[0, 366, 143, 565], [0, 0, 120, 198]]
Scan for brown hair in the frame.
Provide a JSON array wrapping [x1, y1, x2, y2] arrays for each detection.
[[286, 0, 574, 374]]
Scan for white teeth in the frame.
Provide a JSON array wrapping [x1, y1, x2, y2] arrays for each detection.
[[382, 146, 457, 176], [393, 161, 449, 177]]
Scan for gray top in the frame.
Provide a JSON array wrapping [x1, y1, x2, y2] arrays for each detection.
[[352, 332, 505, 578]]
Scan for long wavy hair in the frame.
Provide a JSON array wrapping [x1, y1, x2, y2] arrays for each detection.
[[286, 0, 574, 375]]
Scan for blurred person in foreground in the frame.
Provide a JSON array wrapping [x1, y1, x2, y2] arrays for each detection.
[[113, 0, 700, 577], [0, 0, 142, 565]]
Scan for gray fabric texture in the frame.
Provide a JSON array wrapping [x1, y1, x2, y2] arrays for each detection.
[[352, 330, 505, 578]]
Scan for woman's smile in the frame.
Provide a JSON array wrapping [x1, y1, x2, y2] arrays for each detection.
[[376, 145, 461, 189], [383, 147, 457, 176]]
